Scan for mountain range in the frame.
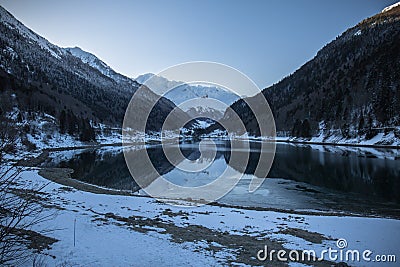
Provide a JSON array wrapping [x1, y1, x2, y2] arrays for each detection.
[[0, 5, 187, 137], [1, 3, 399, 145]]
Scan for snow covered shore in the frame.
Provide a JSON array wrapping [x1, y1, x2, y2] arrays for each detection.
[[13, 169, 400, 266], [274, 131, 400, 148]]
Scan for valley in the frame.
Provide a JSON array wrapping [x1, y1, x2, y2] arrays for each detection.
[[0, 2, 399, 267]]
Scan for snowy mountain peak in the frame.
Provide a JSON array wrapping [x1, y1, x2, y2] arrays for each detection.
[[64, 46, 124, 83], [134, 73, 239, 108], [134, 73, 156, 84], [0, 6, 130, 84], [65, 47, 106, 67], [382, 1, 400, 13], [134, 73, 239, 119], [63, 47, 139, 85]]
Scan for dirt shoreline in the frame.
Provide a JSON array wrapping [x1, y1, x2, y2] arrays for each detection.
[[36, 165, 398, 220], [38, 168, 138, 197]]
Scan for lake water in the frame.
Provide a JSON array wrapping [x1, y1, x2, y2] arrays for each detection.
[[43, 140, 400, 218]]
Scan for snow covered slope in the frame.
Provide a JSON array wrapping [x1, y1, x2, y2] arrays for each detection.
[[135, 73, 239, 106], [0, 6, 65, 59], [382, 1, 400, 13], [64, 47, 127, 83], [135, 73, 239, 119]]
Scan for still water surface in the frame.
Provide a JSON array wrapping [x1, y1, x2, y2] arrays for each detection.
[[43, 141, 400, 217]]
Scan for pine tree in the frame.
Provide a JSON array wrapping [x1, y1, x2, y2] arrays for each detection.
[[59, 110, 66, 134], [67, 111, 77, 136], [358, 113, 365, 136], [79, 118, 96, 142], [301, 119, 311, 138], [16, 112, 23, 123], [292, 119, 302, 137]]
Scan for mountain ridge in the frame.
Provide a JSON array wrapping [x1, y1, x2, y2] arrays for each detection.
[[64, 46, 129, 84], [0, 5, 187, 137], [222, 4, 400, 143], [135, 73, 239, 105], [382, 1, 400, 13], [135, 73, 239, 119]]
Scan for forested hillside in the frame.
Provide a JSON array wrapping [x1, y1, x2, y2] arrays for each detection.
[[0, 5, 185, 145], [226, 5, 400, 140]]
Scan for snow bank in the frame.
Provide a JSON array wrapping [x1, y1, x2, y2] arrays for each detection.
[[14, 169, 400, 266]]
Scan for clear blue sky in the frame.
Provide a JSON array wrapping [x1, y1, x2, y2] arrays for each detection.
[[0, 0, 397, 89]]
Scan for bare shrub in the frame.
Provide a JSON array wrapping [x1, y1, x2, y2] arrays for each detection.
[[0, 112, 54, 266]]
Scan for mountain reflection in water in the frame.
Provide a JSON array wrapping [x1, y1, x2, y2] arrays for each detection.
[[42, 141, 400, 217]]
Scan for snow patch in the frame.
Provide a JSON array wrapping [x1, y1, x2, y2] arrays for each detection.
[[382, 1, 400, 13], [64, 47, 126, 83]]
